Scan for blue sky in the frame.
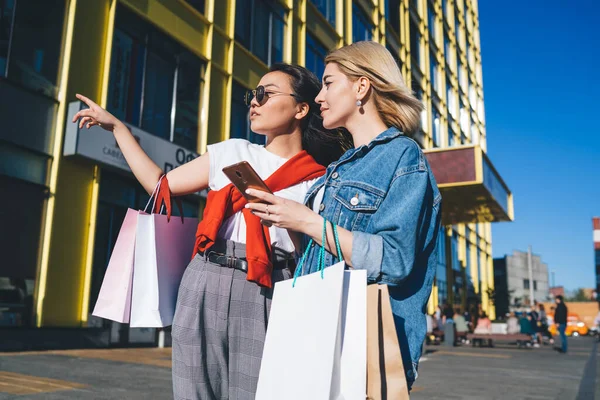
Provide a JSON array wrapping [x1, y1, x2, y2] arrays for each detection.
[[478, 1, 600, 291]]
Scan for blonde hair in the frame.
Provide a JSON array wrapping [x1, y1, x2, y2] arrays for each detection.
[[325, 41, 423, 134]]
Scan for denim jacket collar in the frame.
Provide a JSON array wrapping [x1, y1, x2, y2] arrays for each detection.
[[304, 127, 405, 202]]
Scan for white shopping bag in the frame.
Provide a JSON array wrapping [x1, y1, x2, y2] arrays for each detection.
[[256, 263, 367, 400], [129, 212, 198, 327]]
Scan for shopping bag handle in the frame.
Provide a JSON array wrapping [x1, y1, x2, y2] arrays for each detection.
[[292, 218, 344, 287], [143, 175, 185, 223]]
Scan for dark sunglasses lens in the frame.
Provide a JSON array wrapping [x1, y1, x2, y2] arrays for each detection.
[[244, 90, 253, 106], [244, 86, 266, 106], [255, 86, 264, 103]]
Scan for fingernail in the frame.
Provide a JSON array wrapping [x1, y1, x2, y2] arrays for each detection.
[[245, 189, 252, 194], [244, 204, 250, 208]]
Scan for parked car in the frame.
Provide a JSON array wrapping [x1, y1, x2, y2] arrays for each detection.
[[547, 313, 589, 337]]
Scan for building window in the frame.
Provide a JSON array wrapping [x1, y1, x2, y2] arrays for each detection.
[[411, 0, 420, 13], [107, 5, 205, 151], [448, 125, 455, 146], [444, 31, 452, 68], [432, 106, 441, 147], [451, 230, 460, 271], [386, 39, 402, 69], [184, 0, 205, 13], [533, 281, 538, 291], [454, 14, 460, 48], [385, 0, 401, 35], [427, 2, 436, 43], [352, 3, 373, 43], [524, 279, 530, 290], [0, 0, 66, 98], [409, 19, 421, 69], [459, 98, 470, 141], [230, 80, 265, 144], [0, 176, 46, 327], [306, 32, 327, 80], [235, 0, 286, 66], [310, 0, 336, 26], [430, 50, 438, 93], [447, 81, 456, 120]]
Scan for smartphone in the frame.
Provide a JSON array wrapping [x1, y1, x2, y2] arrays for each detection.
[[222, 161, 273, 203]]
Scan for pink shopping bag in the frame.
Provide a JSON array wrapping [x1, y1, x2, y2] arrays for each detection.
[[92, 208, 139, 323]]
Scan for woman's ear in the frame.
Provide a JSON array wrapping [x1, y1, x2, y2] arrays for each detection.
[[356, 76, 370, 102], [295, 102, 310, 121]]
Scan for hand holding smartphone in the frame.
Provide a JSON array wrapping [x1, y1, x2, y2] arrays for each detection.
[[222, 161, 273, 203]]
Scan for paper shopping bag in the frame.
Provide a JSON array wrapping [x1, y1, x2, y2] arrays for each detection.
[[366, 285, 409, 400], [256, 262, 345, 400], [92, 208, 138, 323], [129, 212, 197, 328], [257, 264, 367, 400]]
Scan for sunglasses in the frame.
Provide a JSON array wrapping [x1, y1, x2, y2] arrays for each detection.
[[244, 85, 298, 107]]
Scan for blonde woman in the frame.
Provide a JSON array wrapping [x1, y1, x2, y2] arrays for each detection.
[[246, 41, 442, 390]]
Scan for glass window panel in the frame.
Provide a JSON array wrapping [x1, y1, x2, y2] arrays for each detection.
[[107, 28, 145, 125], [459, 98, 470, 140], [0, 0, 16, 77], [385, 0, 401, 34], [6, 0, 65, 98], [0, 176, 45, 327], [252, 0, 270, 64], [386, 37, 402, 69], [410, 19, 421, 68], [184, 0, 205, 13], [230, 81, 249, 140], [306, 32, 327, 80], [430, 50, 438, 93], [234, 0, 251, 48], [427, 2, 436, 42], [432, 106, 441, 147], [310, 0, 336, 26], [174, 53, 202, 150], [109, 5, 205, 149], [271, 9, 285, 64], [352, 3, 373, 42], [141, 51, 175, 140]]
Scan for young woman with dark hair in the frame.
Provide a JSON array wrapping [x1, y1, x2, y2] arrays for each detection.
[[73, 63, 351, 400]]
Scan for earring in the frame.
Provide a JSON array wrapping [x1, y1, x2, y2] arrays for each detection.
[[356, 100, 362, 107]]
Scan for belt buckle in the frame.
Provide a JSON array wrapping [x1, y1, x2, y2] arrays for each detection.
[[227, 255, 235, 269]]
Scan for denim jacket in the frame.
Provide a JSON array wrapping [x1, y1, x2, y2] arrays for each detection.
[[300, 127, 442, 387]]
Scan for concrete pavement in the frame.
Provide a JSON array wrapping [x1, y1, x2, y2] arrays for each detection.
[[0, 337, 597, 399]]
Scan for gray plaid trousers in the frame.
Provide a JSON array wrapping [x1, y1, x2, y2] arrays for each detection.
[[171, 241, 291, 400]]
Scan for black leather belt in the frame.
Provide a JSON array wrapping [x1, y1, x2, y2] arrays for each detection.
[[205, 252, 294, 273]]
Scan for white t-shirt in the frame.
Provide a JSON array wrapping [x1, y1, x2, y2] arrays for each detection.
[[207, 139, 319, 254]]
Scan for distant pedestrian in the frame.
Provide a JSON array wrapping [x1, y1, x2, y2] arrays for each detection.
[[529, 306, 540, 348], [474, 312, 493, 347], [554, 295, 568, 353], [537, 303, 552, 344], [519, 313, 536, 347], [506, 312, 520, 334], [453, 308, 469, 344]]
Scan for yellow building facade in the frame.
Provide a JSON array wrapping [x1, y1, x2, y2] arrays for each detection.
[[0, 0, 511, 334]]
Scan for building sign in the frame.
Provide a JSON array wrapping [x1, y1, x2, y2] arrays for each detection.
[[64, 101, 199, 176]]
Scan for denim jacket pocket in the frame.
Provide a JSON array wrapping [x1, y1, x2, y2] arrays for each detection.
[[333, 182, 385, 230]]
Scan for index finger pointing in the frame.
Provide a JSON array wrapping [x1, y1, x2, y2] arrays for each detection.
[[76, 94, 97, 109]]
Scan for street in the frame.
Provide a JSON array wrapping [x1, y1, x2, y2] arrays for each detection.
[[0, 337, 597, 399]]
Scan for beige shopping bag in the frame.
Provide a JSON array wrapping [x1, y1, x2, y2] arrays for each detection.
[[366, 285, 409, 400]]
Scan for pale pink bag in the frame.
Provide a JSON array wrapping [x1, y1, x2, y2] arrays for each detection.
[[92, 208, 139, 323]]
